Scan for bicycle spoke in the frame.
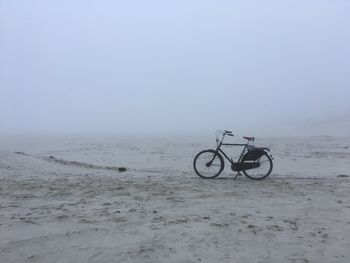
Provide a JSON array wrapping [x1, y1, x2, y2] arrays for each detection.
[[243, 154, 272, 179], [193, 150, 224, 178]]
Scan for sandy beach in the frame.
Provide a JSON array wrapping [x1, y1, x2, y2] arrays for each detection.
[[2, 0, 350, 262], [0, 135, 350, 262]]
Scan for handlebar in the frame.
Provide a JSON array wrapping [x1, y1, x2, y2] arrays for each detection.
[[216, 130, 234, 144]]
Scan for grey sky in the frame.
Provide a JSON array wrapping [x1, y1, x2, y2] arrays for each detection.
[[1, 0, 350, 136]]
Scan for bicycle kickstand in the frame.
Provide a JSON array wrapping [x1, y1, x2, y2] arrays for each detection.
[[233, 172, 241, 180]]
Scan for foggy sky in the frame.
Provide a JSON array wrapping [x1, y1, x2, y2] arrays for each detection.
[[1, 0, 350, 136]]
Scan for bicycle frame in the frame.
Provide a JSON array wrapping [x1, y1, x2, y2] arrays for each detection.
[[214, 137, 250, 166]]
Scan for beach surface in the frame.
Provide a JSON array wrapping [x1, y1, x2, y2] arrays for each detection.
[[1, 135, 350, 262]]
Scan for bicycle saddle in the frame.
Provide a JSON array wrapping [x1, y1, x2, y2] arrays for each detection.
[[243, 136, 255, 141]]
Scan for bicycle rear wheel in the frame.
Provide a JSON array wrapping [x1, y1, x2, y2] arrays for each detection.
[[193, 150, 224, 179], [241, 152, 273, 180]]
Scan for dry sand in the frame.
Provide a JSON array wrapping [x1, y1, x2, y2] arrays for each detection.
[[0, 135, 350, 262]]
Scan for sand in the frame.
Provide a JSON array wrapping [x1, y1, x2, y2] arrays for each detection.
[[0, 135, 350, 262]]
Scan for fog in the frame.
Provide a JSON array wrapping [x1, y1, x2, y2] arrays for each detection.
[[1, 0, 350, 136]]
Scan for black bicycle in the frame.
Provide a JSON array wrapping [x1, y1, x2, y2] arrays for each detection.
[[193, 130, 273, 180]]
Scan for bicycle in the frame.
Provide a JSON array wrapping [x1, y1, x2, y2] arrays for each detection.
[[193, 130, 273, 180]]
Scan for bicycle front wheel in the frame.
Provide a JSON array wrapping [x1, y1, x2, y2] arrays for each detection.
[[193, 149, 224, 179], [241, 152, 273, 180]]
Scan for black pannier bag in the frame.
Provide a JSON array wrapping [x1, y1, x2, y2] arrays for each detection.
[[243, 149, 265, 161]]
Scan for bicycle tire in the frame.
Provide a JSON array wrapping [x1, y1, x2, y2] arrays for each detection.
[[193, 149, 224, 179], [241, 152, 273, 180]]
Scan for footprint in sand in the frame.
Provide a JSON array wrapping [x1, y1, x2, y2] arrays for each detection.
[[247, 224, 263, 235], [108, 217, 127, 223], [266, 225, 284, 232], [210, 222, 229, 228]]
